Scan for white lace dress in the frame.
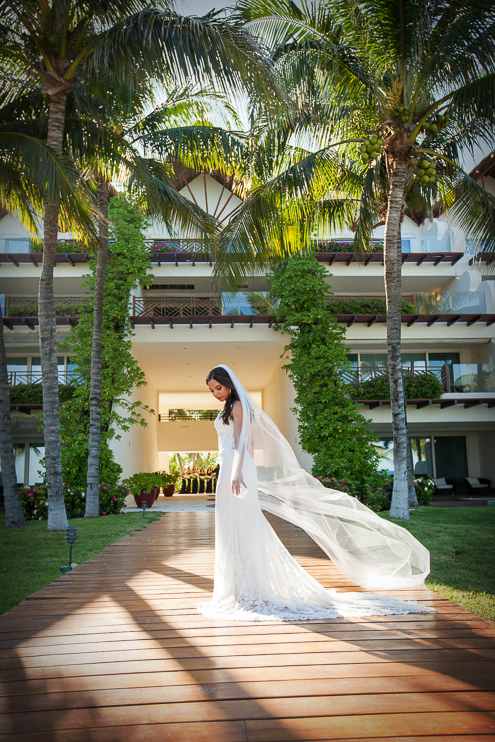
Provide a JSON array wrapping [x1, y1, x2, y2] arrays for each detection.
[[196, 415, 433, 622]]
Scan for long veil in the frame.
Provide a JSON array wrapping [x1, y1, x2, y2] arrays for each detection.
[[219, 364, 430, 589]]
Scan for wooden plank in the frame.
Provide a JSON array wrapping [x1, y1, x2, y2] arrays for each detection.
[[1, 511, 494, 742], [3, 678, 495, 713], [1, 692, 495, 733]]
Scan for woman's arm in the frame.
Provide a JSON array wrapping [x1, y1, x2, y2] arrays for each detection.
[[232, 400, 243, 449], [231, 401, 245, 496]]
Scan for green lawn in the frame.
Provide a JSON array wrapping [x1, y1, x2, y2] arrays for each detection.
[[385, 506, 495, 622], [0, 512, 162, 615]]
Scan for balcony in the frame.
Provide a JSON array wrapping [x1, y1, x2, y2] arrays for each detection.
[[343, 364, 495, 397], [133, 296, 221, 317], [5, 297, 88, 317], [8, 371, 79, 386]]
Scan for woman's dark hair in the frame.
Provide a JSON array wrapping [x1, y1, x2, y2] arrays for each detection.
[[206, 366, 239, 424]]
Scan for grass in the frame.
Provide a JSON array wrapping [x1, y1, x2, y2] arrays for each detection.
[[0, 512, 162, 615], [384, 506, 495, 622]]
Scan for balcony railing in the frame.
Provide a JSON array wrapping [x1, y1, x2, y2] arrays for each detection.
[[8, 371, 80, 386], [343, 364, 495, 394], [5, 297, 88, 317], [133, 296, 221, 317]]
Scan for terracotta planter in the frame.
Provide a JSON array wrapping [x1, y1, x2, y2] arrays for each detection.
[[133, 491, 155, 508], [163, 485, 175, 497]]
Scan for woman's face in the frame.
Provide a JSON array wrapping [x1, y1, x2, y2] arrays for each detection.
[[208, 377, 232, 403]]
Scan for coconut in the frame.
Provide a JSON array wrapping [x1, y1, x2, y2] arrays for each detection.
[[421, 175, 430, 185], [370, 134, 378, 144]]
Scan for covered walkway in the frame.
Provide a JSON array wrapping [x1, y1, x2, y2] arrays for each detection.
[[0, 512, 494, 740]]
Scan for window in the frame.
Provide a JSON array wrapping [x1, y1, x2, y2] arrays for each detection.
[[375, 435, 467, 483], [0, 443, 45, 486], [410, 437, 434, 477], [7, 357, 28, 384], [4, 238, 30, 253]]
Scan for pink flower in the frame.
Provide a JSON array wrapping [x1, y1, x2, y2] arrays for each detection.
[[63, 482, 66, 486], [103, 486, 107, 490], [112, 496, 116, 502], [102, 511, 106, 516], [124, 503, 127, 508], [414, 482, 418, 487], [339, 479, 345, 484], [32, 488, 38, 493]]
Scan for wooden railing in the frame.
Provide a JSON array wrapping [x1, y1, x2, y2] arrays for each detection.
[[8, 371, 80, 386], [5, 297, 88, 317], [133, 297, 221, 317], [159, 411, 218, 422]]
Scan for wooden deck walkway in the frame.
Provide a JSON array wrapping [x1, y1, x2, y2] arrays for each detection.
[[0, 511, 494, 741]]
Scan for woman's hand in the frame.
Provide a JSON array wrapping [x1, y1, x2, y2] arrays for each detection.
[[232, 476, 246, 496]]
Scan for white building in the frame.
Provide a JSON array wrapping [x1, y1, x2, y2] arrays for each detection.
[[2, 164, 495, 495]]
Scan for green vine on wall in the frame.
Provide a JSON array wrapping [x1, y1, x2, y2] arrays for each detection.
[[57, 198, 154, 488], [270, 252, 380, 491]]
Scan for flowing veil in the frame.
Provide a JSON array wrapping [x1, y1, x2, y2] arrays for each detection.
[[218, 364, 430, 589]]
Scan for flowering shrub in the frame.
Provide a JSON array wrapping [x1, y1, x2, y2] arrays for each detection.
[[19, 482, 129, 520], [19, 485, 48, 520], [414, 477, 434, 506], [317, 473, 392, 513], [98, 483, 128, 515]]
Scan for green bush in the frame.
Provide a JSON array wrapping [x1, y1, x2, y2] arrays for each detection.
[[414, 477, 434, 506], [6, 303, 86, 317], [19, 482, 128, 520], [404, 372, 443, 399], [349, 372, 443, 400], [328, 296, 416, 314], [9, 382, 77, 404], [317, 473, 393, 512]]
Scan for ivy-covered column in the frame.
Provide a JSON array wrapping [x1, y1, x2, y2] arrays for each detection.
[[270, 252, 379, 493]]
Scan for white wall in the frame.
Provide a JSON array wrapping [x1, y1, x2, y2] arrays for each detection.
[[262, 361, 314, 472], [477, 431, 495, 484], [110, 371, 159, 479]]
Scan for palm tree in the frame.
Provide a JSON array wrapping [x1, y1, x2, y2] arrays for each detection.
[[0, 0, 280, 529], [225, 0, 495, 519], [0, 90, 95, 527], [66, 81, 238, 517]]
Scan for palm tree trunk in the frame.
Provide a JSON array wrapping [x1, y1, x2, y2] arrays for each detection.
[[384, 157, 413, 520], [0, 305, 26, 527], [40, 90, 70, 531], [85, 178, 109, 518]]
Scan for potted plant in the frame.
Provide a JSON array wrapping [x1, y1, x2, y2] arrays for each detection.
[[154, 470, 178, 497], [123, 473, 159, 508]]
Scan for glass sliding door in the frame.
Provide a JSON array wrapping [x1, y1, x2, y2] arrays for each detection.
[[410, 437, 434, 477], [434, 436, 468, 484]]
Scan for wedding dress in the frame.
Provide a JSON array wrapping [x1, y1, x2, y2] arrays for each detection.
[[196, 365, 433, 622]]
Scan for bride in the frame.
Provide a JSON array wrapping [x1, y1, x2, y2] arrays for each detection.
[[196, 364, 433, 621]]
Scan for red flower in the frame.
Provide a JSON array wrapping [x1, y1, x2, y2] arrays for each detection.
[[32, 488, 38, 493], [112, 496, 117, 502], [102, 486, 107, 490], [339, 479, 345, 484], [102, 511, 106, 515]]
